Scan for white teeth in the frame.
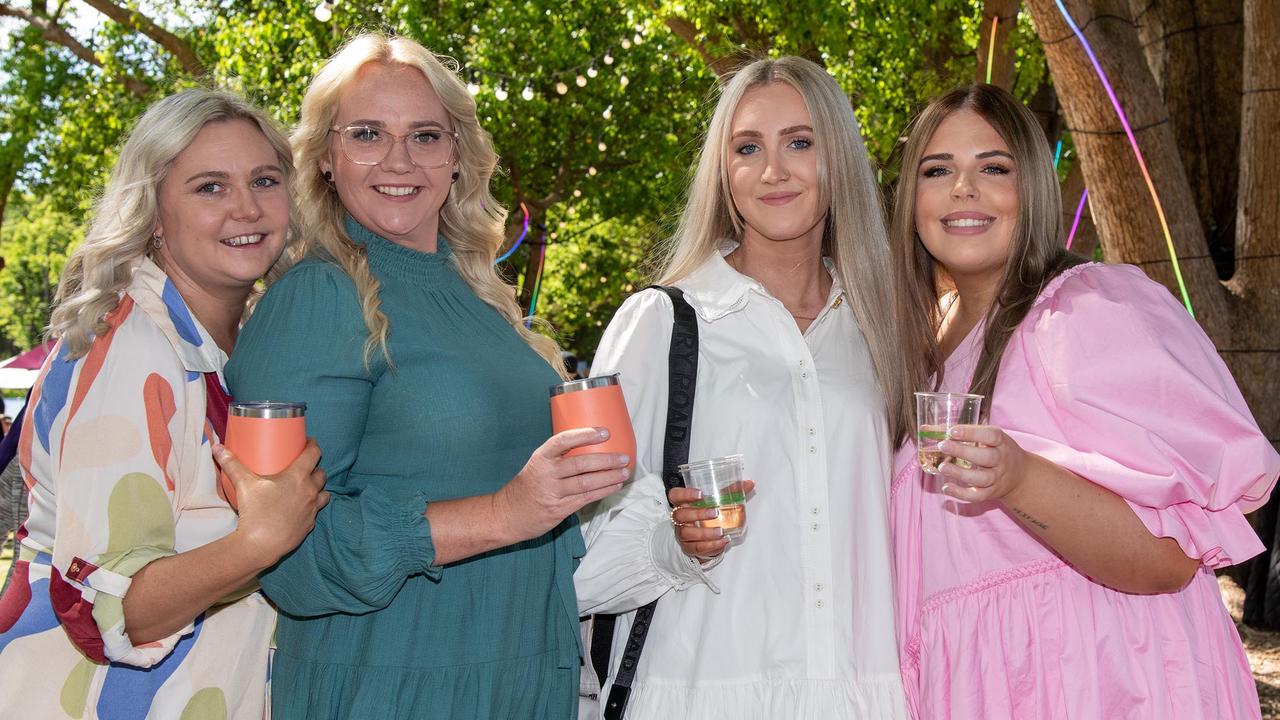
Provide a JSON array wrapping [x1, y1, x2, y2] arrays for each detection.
[[943, 218, 993, 228], [375, 185, 419, 197], [222, 234, 263, 246]]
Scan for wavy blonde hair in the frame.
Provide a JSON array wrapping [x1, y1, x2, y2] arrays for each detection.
[[48, 88, 299, 358], [657, 56, 911, 446], [286, 32, 564, 374]]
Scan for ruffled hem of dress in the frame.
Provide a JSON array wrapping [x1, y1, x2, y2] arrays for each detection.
[[270, 647, 576, 719], [621, 675, 909, 719]]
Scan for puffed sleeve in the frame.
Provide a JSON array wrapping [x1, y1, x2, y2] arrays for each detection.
[[226, 260, 441, 617], [1004, 263, 1279, 569], [575, 289, 717, 616], [34, 301, 194, 667]]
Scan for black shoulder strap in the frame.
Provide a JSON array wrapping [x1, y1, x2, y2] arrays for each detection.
[[598, 285, 699, 720]]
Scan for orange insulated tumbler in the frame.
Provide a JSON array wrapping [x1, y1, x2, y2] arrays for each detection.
[[219, 401, 307, 511], [549, 375, 636, 471]]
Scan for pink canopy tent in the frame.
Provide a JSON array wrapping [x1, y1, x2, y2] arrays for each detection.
[[0, 339, 55, 389]]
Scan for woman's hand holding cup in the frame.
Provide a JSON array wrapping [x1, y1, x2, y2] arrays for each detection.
[[492, 427, 630, 544], [215, 439, 329, 567], [669, 479, 756, 561]]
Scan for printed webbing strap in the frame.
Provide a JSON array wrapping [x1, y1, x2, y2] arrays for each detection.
[[601, 286, 699, 720]]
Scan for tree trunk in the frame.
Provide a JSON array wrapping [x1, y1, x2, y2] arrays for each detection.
[[1024, 0, 1230, 334], [1131, 0, 1244, 280], [977, 0, 1022, 89], [1060, 161, 1099, 258], [517, 208, 548, 314]]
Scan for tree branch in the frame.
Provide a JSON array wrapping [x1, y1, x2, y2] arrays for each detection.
[[0, 3, 150, 97], [81, 0, 205, 76], [664, 15, 740, 79]]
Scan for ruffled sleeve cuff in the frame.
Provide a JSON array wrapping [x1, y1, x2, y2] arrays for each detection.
[[400, 491, 443, 581], [1009, 263, 1280, 569], [648, 514, 722, 592]]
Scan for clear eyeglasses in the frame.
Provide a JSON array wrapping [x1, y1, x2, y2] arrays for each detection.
[[329, 125, 458, 168]]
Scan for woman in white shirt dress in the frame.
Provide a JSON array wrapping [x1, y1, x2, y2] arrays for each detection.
[[575, 56, 912, 719]]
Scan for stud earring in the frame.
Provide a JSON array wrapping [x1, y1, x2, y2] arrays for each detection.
[[323, 170, 333, 183], [451, 170, 460, 182], [151, 234, 164, 250]]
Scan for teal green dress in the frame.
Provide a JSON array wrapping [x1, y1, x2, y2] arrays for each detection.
[[225, 218, 583, 719]]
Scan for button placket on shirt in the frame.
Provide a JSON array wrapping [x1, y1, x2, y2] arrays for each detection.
[[793, 320, 835, 673]]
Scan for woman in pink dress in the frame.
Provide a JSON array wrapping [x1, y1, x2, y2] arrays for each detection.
[[887, 83, 1280, 719]]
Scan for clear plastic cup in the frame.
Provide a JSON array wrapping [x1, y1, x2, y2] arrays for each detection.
[[914, 392, 983, 474], [678, 454, 748, 537]]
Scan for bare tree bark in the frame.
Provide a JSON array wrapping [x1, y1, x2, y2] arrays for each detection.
[[1023, 0, 1229, 332], [977, 0, 1023, 89], [1131, 0, 1243, 279], [80, 0, 205, 76]]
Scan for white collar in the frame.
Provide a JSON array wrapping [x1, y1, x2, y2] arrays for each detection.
[[676, 241, 843, 323]]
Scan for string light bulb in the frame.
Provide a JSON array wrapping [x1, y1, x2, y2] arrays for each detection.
[[621, 38, 632, 49], [494, 85, 508, 101], [588, 166, 598, 176], [619, 75, 629, 88], [587, 65, 598, 78], [602, 105, 613, 119], [314, 2, 332, 21], [603, 53, 614, 65], [576, 74, 587, 87], [598, 141, 607, 151], [521, 85, 534, 101], [466, 81, 480, 96], [556, 81, 568, 95]]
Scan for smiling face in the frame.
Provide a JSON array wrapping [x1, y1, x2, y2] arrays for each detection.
[[913, 109, 1018, 287], [726, 82, 827, 250], [321, 61, 456, 251], [153, 118, 289, 301]]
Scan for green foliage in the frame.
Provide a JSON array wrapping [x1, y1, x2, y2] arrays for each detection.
[[0, 0, 1052, 362], [0, 196, 79, 349], [537, 215, 659, 357]]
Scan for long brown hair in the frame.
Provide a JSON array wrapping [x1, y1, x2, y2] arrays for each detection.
[[658, 56, 911, 447], [889, 84, 1085, 435]]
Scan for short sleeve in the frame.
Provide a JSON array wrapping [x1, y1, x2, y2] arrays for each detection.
[[575, 289, 716, 616], [1005, 264, 1279, 569], [227, 261, 440, 617]]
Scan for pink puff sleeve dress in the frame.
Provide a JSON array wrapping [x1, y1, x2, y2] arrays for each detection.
[[890, 262, 1279, 719]]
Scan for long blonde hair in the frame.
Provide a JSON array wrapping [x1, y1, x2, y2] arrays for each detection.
[[287, 32, 563, 373], [889, 84, 1083, 425], [49, 88, 298, 358], [657, 56, 911, 446]]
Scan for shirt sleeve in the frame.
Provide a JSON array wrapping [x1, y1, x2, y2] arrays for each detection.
[[1008, 264, 1280, 569], [225, 261, 441, 617], [575, 289, 717, 616], [36, 305, 193, 667]]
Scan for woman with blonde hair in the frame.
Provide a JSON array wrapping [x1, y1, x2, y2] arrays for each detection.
[[575, 56, 910, 718], [888, 84, 1277, 718], [226, 32, 627, 718], [0, 88, 328, 719]]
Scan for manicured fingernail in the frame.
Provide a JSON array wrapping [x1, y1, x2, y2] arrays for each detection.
[[597, 427, 610, 440], [937, 440, 950, 453], [713, 528, 725, 538], [618, 454, 630, 466]]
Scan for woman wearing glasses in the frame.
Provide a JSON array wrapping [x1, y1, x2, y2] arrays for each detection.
[[225, 33, 627, 719]]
